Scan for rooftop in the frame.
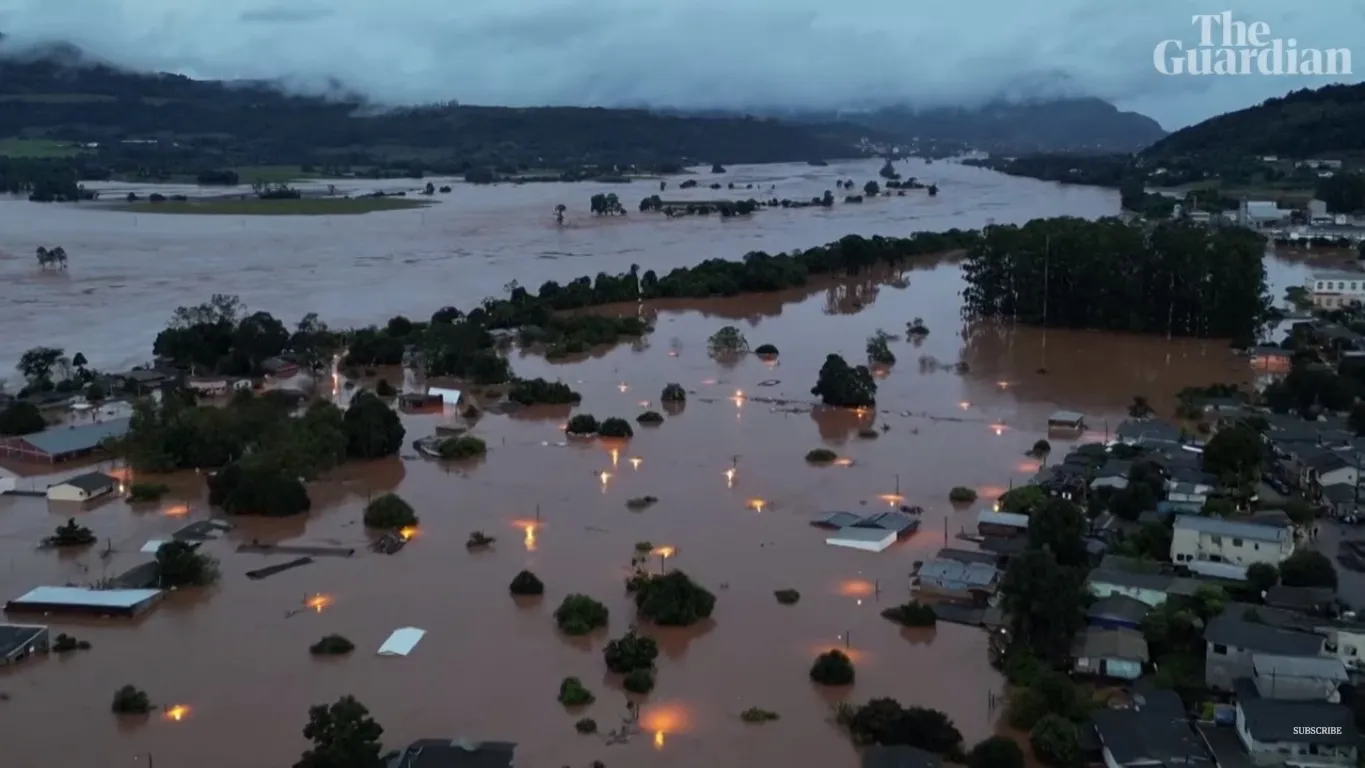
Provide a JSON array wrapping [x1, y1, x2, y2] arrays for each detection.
[[1236, 681, 1357, 745], [55, 471, 117, 493], [1073, 627, 1149, 661], [1088, 594, 1153, 624], [1204, 614, 1324, 656], [7, 586, 162, 610], [0, 623, 47, 658], [1048, 410, 1085, 424], [977, 509, 1029, 528], [852, 511, 920, 534], [15, 418, 130, 457], [1173, 515, 1291, 544], [1251, 653, 1348, 682], [390, 739, 516, 768], [918, 559, 999, 589], [1092, 689, 1211, 767]]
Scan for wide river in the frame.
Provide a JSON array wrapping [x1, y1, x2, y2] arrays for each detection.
[[0, 159, 1341, 768]]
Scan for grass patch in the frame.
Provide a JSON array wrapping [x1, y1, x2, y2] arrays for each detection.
[[111, 197, 432, 216], [0, 137, 88, 158]]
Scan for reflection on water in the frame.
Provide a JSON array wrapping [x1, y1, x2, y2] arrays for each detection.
[[0, 158, 1312, 768]]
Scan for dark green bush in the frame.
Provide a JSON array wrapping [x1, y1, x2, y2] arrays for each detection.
[[810, 650, 855, 686], [881, 601, 937, 628], [566, 414, 599, 435], [437, 435, 487, 459], [598, 417, 634, 438], [575, 717, 598, 734], [111, 685, 152, 714], [949, 486, 978, 503], [509, 378, 582, 406], [603, 630, 659, 674], [558, 677, 595, 706], [364, 493, 417, 529], [127, 483, 170, 502], [623, 668, 655, 694], [660, 383, 686, 403], [774, 589, 800, 605], [636, 411, 664, 424], [755, 344, 780, 356], [510, 570, 544, 596], [805, 448, 838, 463], [633, 571, 716, 626], [310, 634, 356, 655], [555, 594, 609, 635]]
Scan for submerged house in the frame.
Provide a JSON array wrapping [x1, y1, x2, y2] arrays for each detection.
[[977, 509, 1029, 538], [389, 739, 515, 768], [915, 552, 1000, 604]]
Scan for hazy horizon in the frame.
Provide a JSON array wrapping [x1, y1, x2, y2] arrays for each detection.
[[0, 0, 1361, 128]]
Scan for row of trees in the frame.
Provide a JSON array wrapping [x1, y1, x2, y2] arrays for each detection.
[[961, 217, 1271, 342], [120, 389, 403, 516]]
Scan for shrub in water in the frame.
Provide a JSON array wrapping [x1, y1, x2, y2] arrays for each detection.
[[623, 668, 655, 694], [598, 417, 634, 438], [558, 677, 595, 707], [555, 594, 609, 635], [810, 650, 855, 686], [510, 570, 545, 596]]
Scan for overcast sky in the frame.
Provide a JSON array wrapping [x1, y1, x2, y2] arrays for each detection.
[[0, 0, 1360, 129]]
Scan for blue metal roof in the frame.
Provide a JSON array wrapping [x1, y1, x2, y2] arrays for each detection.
[[20, 419, 130, 457]]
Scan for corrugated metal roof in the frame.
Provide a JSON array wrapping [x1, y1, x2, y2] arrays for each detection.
[[1174, 515, 1290, 543], [20, 419, 130, 456], [919, 559, 999, 587], [1252, 653, 1348, 681], [10, 586, 161, 608], [378, 627, 426, 656], [977, 509, 1029, 528], [54, 472, 117, 493]]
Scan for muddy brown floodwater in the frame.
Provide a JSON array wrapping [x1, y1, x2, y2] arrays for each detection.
[[0, 158, 1325, 768]]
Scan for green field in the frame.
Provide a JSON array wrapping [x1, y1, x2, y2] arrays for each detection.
[[230, 165, 319, 184], [0, 137, 88, 158], [111, 197, 432, 216]]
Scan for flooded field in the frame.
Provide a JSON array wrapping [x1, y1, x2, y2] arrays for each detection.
[[0, 158, 1328, 768]]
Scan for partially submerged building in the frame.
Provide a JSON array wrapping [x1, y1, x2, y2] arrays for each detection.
[[0, 418, 130, 463], [389, 739, 515, 768], [5, 586, 164, 618], [46, 471, 118, 502], [0, 623, 50, 665]]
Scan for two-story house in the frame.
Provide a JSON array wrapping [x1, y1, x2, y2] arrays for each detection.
[[1232, 679, 1358, 767], [1171, 516, 1295, 574], [1204, 614, 1325, 691]]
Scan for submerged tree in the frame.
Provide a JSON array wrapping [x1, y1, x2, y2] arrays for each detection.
[[707, 326, 750, 356], [866, 330, 896, 365], [961, 217, 1270, 341], [295, 695, 385, 768], [811, 354, 877, 408]]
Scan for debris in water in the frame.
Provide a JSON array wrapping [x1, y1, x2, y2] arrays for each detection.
[[626, 496, 659, 511]]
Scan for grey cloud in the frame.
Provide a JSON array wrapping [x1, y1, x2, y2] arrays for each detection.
[[0, 0, 1359, 127]]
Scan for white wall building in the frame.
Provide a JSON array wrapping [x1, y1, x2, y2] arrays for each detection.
[[1170, 515, 1294, 569], [46, 472, 117, 502], [1307, 271, 1365, 309]]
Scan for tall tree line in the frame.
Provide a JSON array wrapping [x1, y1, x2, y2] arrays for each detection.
[[961, 217, 1270, 342]]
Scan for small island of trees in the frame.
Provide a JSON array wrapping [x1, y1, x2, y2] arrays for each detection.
[[555, 594, 609, 635], [812, 354, 877, 408], [363, 493, 418, 530], [633, 571, 716, 626]]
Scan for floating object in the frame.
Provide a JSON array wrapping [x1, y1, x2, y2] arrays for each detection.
[[245, 557, 314, 580], [378, 627, 426, 656], [140, 539, 167, 554]]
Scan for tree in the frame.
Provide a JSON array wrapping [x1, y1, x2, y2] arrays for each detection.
[[866, 330, 896, 365], [707, 326, 749, 355], [555, 594, 609, 635], [598, 417, 634, 438], [0, 401, 45, 436], [589, 193, 625, 216], [864, 180, 880, 197], [811, 353, 877, 408], [969, 736, 1025, 768], [111, 684, 152, 714], [565, 414, 599, 435], [810, 649, 855, 685], [343, 392, 405, 459], [1246, 562, 1280, 595], [295, 695, 385, 768], [999, 549, 1087, 660], [363, 493, 417, 530], [208, 461, 312, 517], [1201, 424, 1264, 487], [1028, 498, 1088, 567], [1279, 550, 1338, 589], [998, 485, 1048, 515], [835, 698, 963, 753], [603, 630, 659, 673], [510, 570, 544, 596], [558, 677, 595, 706], [45, 518, 96, 547], [1029, 714, 1081, 768], [155, 540, 218, 587], [634, 570, 716, 626], [660, 383, 686, 403], [17, 346, 63, 385]]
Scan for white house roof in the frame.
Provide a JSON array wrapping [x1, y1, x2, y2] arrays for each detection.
[[9, 586, 162, 608], [1174, 515, 1289, 544], [378, 627, 426, 656]]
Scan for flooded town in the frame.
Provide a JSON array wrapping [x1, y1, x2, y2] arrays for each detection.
[[3, 154, 1365, 768]]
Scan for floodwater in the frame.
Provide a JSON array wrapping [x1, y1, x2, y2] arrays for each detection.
[[0, 158, 1320, 768]]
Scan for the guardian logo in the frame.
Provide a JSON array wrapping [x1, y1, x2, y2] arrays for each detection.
[[1154, 12, 1351, 76]]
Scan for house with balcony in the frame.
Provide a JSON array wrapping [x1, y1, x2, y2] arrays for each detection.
[[1170, 516, 1295, 574]]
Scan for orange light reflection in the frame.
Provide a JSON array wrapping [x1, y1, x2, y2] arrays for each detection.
[[877, 493, 904, 507], [164, 705, 190, 722], [163, 504, 190, 517], [991, 423, 1006, 436], [810, 643, 868, 663], [640, 702, 691, 746], [724, 468, 736, 488], [833, 457, 854, 467], [523, 524, 537, 552], [838, 579, 875, 598], [747, 498, 766, 512], [977, 485, 1008, 500], [398, 526, 419, 541], [959, 400, 970, 410], [629, 457, 642, 470], [305, 594, 333, 613], [610, 448, 619, 467], [653, 546, 676, 559]]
